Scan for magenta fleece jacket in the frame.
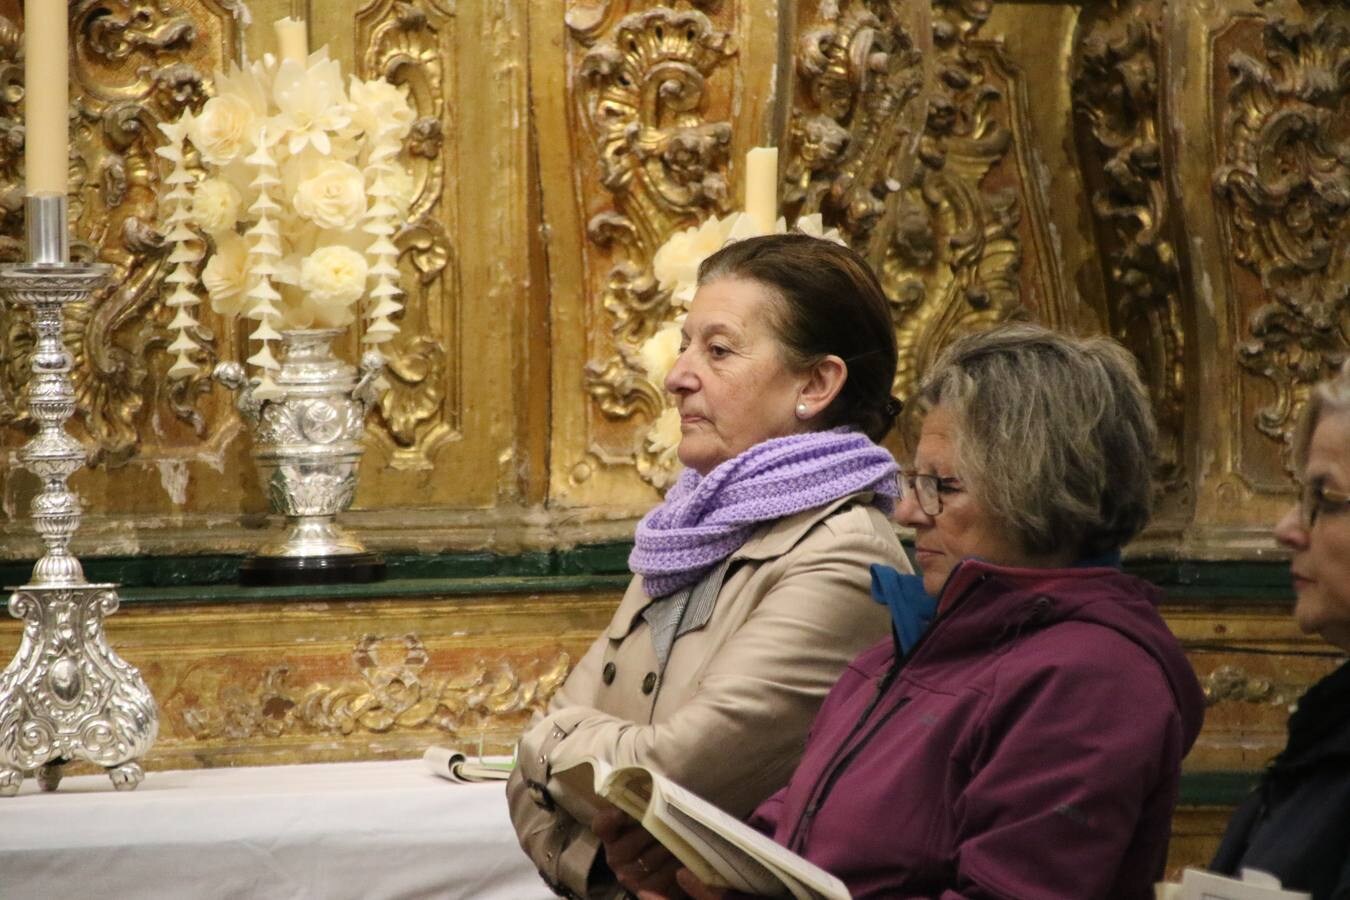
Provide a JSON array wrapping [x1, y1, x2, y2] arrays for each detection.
[[745, 559, 1206, 900]]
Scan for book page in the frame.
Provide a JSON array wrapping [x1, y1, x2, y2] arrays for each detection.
[[605, 767, 785, 896], [1177, 868, 1311, 900], [652, 776, 849, 900], [423, 747, 514, 783], [548, 758, 849, 900]]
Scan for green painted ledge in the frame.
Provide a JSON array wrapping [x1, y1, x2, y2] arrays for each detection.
[[1178, 771, 1260, 807], [0, 546, 1293, 606], [0, 543, 635, 605]]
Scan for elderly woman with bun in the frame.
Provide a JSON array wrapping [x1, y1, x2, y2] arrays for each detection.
[[1209, 362, 1350, 898], [507, 233, 911, 899], [608, 324, 1207, 899]]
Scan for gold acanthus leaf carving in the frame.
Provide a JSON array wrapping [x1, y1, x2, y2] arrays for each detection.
[[83, 0, 196, 61], [784, 0, 930, 252], [358, 0, 456, 466], [1216, 9, 1350, 461], [787, 0, 1020, 412], [573, 7, 733, 438], [175, 634, 572, 740], [0, 5, 213, 465], [1202, 664, 1307, 709], [1072, 0, 1187, 494]]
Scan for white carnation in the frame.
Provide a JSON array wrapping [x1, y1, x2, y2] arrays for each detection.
[[300, 245, 368, 316], [191, 178, 242, 235]]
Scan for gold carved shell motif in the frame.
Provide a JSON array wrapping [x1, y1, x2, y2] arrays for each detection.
[[574, 6, 736, 491]]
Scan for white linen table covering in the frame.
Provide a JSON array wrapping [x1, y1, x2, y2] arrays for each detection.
[[0, 759, 551, 900]]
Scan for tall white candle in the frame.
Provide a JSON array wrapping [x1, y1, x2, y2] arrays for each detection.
[[744, 146, 778, 236], [274, 17, 308, 64], [23, 0, 68, 196]]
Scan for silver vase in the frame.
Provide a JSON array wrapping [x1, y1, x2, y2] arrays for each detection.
[[215, 328, 386, 585]]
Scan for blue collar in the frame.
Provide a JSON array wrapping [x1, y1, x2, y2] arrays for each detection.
[[870, 550, 1124, 655], [870, 564, 936, 657]]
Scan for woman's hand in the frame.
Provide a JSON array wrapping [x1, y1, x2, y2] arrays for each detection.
[[674, 867, 728, 900], [594, 805, 685, 898]]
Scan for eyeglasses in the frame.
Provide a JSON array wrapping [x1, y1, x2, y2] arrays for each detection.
[[896, 471, 964, 517], [1297, 478, 1350, 529]]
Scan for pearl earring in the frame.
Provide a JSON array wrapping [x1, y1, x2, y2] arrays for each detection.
[[796, 402, 809, 419]]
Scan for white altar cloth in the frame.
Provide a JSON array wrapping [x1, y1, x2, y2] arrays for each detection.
[[0, 759, 552, 900]]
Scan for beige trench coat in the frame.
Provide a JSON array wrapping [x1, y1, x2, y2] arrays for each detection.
[[506, 492, 909, 898]]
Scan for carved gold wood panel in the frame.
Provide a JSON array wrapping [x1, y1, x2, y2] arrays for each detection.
[[1165, 0, 1348, 557], [0, 0, 534, 557], [1167, 605, 1343, 772], [881, 1, 1102, 402], [0, 590, 616, 769], [1071, 0, 1192, 520], [536, 0, 755, 515]]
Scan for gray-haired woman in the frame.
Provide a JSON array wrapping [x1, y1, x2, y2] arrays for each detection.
[[608, 323, 1207, 900]]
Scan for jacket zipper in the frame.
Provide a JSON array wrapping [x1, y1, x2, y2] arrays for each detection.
[[786, 693, 912, 853], [783, 570, 991, 854]]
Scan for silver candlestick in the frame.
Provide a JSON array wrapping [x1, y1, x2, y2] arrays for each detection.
[[0, 196, 158, 795]]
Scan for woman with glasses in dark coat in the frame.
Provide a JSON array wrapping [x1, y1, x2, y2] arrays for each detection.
[[1210, 361, 1350, 899]]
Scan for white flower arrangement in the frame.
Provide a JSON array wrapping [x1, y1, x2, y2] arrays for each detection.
[[156, 47, 414, 400], [635, 210, 846, 485]]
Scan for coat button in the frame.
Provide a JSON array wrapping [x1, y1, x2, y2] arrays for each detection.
[[642, 672, 657, 694], [602, 662, 616, 685]]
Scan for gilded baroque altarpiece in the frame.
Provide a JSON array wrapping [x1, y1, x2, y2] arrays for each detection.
[[0, 0, 1345, 865]]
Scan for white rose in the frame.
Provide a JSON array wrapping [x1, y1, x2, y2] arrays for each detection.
[[300, 245, 368, 317], [201, 233, 251, 318], [652, 213, 740, 306], [638, 321, 683, 383], [188, 93, 259, 166], [348, 76, 415, 143], [292, 160, 367, 230], [191, 178, 242, 235]]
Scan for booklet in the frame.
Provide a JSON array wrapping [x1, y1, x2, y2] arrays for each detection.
[[550, 756, 850, 900], [422, 746, 515, 783], [1155, 868, 1311, 900]]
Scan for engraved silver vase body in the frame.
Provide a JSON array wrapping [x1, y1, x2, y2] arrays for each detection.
[[217, 328, 385, 584]]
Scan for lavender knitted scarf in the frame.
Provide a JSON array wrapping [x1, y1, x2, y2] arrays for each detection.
[[629, 429, 898, 599]]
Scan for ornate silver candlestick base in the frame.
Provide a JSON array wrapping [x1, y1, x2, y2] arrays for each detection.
[[0, 197, 158, 795]]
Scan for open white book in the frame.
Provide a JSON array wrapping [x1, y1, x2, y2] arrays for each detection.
[[551, 757, 850, 900], [422, 746, 514, 783], [1155, 868, 1311, 900]]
